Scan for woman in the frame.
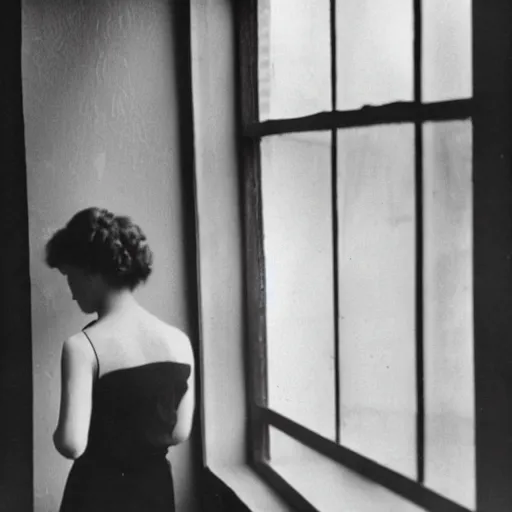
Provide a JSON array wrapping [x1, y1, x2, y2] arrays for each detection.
[[45, 207, 195, 512]]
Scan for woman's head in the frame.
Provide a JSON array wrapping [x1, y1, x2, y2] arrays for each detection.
[[45, 207, 153, 312]]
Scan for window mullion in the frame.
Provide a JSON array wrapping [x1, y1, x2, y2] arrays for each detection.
[[243, 99, 472, 138], [413, 0, 425, 485], [236, 0, 269, 465], [330, 0, 341, 446]]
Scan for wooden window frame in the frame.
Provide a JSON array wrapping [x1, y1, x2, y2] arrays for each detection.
[[235, 0, 512, 511]]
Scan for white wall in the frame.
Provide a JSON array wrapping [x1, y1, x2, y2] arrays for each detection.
[[190, 0, 247, 469], [22, 0, 197, 510]]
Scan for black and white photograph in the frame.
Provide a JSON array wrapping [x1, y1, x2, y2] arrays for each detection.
[[0, 1, 510, 511]]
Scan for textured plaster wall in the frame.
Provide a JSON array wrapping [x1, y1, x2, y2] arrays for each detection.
[[21, 0, 197, 510]]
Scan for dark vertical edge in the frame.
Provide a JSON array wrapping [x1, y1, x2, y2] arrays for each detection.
[[331, 129, 341, 445], [0, 0, 34, 510], [171, 0, 205, 506], [331, 0, 337, 111], [330, 0, 341, 445], [234, 0, 269, 464], [413, 0, 422, 104], [413, 123, 425, 485], [413, 0, 425, 485], [242, 137, 269, 464], [473, 1, 512, 510]]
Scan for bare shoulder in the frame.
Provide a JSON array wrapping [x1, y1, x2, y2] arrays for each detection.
[[61, 332, 96, 367], [63, 332, 92, 354], [161, 324, 194, 366], [145, 314, 194, 366]]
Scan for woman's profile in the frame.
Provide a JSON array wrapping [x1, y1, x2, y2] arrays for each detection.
[[45, 207, 195, 512]]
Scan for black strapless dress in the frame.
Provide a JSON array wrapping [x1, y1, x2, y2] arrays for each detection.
[[59, 361, 191, 512]]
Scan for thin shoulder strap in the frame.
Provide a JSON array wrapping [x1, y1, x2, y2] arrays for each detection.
[[82, 329, 100, 380]]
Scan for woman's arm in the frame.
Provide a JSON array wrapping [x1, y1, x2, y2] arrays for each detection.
[[170, 335, 195, 446], [53, 333, 95, 459]]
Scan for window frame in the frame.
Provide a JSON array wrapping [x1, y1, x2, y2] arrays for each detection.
[[235, 0, 512, 511]]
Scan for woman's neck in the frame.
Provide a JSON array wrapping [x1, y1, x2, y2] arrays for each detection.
[[96, 288, 139, 320]]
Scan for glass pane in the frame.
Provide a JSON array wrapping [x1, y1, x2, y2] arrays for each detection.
[[423, 0, 472, 102], [262, 132, 336, 439], [258, 0, 331, 120], [337, 125, 416, 477], [423, 121, 475, 509], [336, 0, 413, 110], [269, 426, 425, 512]]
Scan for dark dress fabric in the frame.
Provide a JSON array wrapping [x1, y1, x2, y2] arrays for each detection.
[[59, 360, 191, 512]]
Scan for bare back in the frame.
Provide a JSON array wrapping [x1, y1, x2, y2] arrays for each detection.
[[84, 307, 192, 380], [57, 307, 195, 512]]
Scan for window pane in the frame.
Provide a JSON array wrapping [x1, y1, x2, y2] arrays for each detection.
[[423, 0, 472, 102], [337, 125, 416, 477], [336, 0, 413, 110], [423, 121, 475, 509], [262, 132, 336, 439], [269, 426, 425, 512], [258, 0, 331, 120]]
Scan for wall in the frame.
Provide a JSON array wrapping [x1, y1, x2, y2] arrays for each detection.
[[21, 0, 197, 510], [190, 2, 293, 511], [190, 0, 246, 469]]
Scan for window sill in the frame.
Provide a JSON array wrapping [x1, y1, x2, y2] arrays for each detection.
[[210, 435, 472, 512], [206, 463, 295, 512], [206, 456, 426, 512]]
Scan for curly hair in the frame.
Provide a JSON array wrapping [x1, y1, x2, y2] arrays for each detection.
[[45, 207, 153, 289]]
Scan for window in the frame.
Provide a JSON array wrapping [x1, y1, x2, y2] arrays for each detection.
[[236, 1, 512, 511]]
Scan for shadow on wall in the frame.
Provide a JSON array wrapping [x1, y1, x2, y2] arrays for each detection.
[[22, 0, 200, 511]]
